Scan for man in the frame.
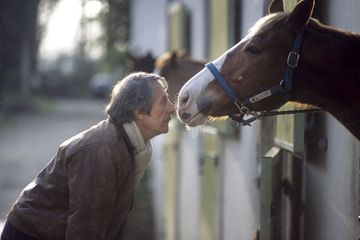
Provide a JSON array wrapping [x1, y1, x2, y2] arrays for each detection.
[[1, 72, 175, 240]]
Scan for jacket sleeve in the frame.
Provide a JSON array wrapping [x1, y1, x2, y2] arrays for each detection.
[[65, 144, 125, 240]]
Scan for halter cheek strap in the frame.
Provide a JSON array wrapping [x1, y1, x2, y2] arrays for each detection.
[[205, 63, 245, 113], [283, 30, 305, 91]]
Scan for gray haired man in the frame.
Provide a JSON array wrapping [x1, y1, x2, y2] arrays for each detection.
[[1, 72, 175, 240]]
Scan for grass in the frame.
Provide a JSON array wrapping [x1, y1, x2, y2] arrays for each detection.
[[0, 95, 55, 129], [29, 96, 55, 113]]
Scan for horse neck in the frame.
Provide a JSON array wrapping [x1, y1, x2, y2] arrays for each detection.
[[293, 21, 360, 140]]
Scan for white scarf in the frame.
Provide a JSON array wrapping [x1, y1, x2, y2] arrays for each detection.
[[122, 121, 152, 187]]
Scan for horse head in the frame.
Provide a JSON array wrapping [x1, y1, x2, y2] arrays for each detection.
[[126, 51, 156, 73], [154, 51, 206, 102], [177, 0, 315, 126]]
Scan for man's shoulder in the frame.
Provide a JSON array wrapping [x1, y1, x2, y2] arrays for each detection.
[[59, 119, 128, 157]]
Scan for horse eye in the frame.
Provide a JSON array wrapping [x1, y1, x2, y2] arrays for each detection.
[[245, 46, 261, 55]]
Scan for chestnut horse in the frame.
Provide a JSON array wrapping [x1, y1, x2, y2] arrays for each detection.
[[154, 51, 206, 102], [177, 0, 360, 140]]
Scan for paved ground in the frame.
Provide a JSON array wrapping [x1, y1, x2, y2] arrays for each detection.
[[0, 98, 106, 233]]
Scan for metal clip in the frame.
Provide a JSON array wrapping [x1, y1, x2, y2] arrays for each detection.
[[234, 101, 242, 113], [240, 106, 250, 115], [231, 120, 240, 127]]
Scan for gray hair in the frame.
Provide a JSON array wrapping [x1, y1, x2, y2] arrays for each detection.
[[105, 72, 168, 124]]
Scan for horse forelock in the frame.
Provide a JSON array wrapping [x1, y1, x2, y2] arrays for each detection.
[[155, 50, 193, 70], [250, 13, 288, 36], [155, 52, 173, 69]]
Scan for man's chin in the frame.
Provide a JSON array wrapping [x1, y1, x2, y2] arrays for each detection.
[[163, 125, 169, 133], [157, 125, 169, 135]]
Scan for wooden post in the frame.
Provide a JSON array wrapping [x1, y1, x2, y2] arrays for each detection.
[[260, 147, 282, 240]]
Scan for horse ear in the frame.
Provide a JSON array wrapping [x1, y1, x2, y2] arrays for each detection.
[[146, 51, 155, 61], [170, 51, 177, 66], [268, 0, 284, 14], [288, 0, 315, 32]]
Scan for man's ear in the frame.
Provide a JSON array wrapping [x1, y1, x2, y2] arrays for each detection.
[[268, 0, 284, 14], [288, 0, 315, 32], [134, 110, 146, 121]]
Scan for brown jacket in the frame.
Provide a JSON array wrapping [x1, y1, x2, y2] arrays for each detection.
[[7, 119, 135, 240]]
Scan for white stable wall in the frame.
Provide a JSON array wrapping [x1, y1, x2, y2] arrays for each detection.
[[221, 1, 264, 239], [221, 124, 262, 240], [181, 0, 208, 59], [178, 130, 201, 240], [129, 0, 168, 56]]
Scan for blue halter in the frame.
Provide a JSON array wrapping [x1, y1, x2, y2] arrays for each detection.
[[205, 30, 305, 125]]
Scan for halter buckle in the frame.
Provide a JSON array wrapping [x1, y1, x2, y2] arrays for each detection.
[[287, 51, 300, 68]]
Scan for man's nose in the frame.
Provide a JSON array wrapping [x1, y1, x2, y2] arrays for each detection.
[[168, 101, 176, 113]]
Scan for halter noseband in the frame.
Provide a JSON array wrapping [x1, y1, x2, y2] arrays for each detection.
[[206, 30, 307, 126]]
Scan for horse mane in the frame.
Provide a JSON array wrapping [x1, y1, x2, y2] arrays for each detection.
[[154, 52, 172, 69], [155, 50, 206, 70], [254, 12, 360, 47], [307, 18, 360, 45], [288, 101, 317, 110], [250, 13, 288, 36], [155, 50, 188, 69]]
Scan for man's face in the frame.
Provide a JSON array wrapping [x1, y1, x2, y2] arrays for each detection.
[[136, 82, 175, 140]]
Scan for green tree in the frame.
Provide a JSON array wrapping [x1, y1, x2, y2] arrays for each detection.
[[97, 0, 130, 71], [0, 0, 59, 109]]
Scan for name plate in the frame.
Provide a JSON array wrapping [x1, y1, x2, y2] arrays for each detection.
[[249, 90, 272, 103]]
